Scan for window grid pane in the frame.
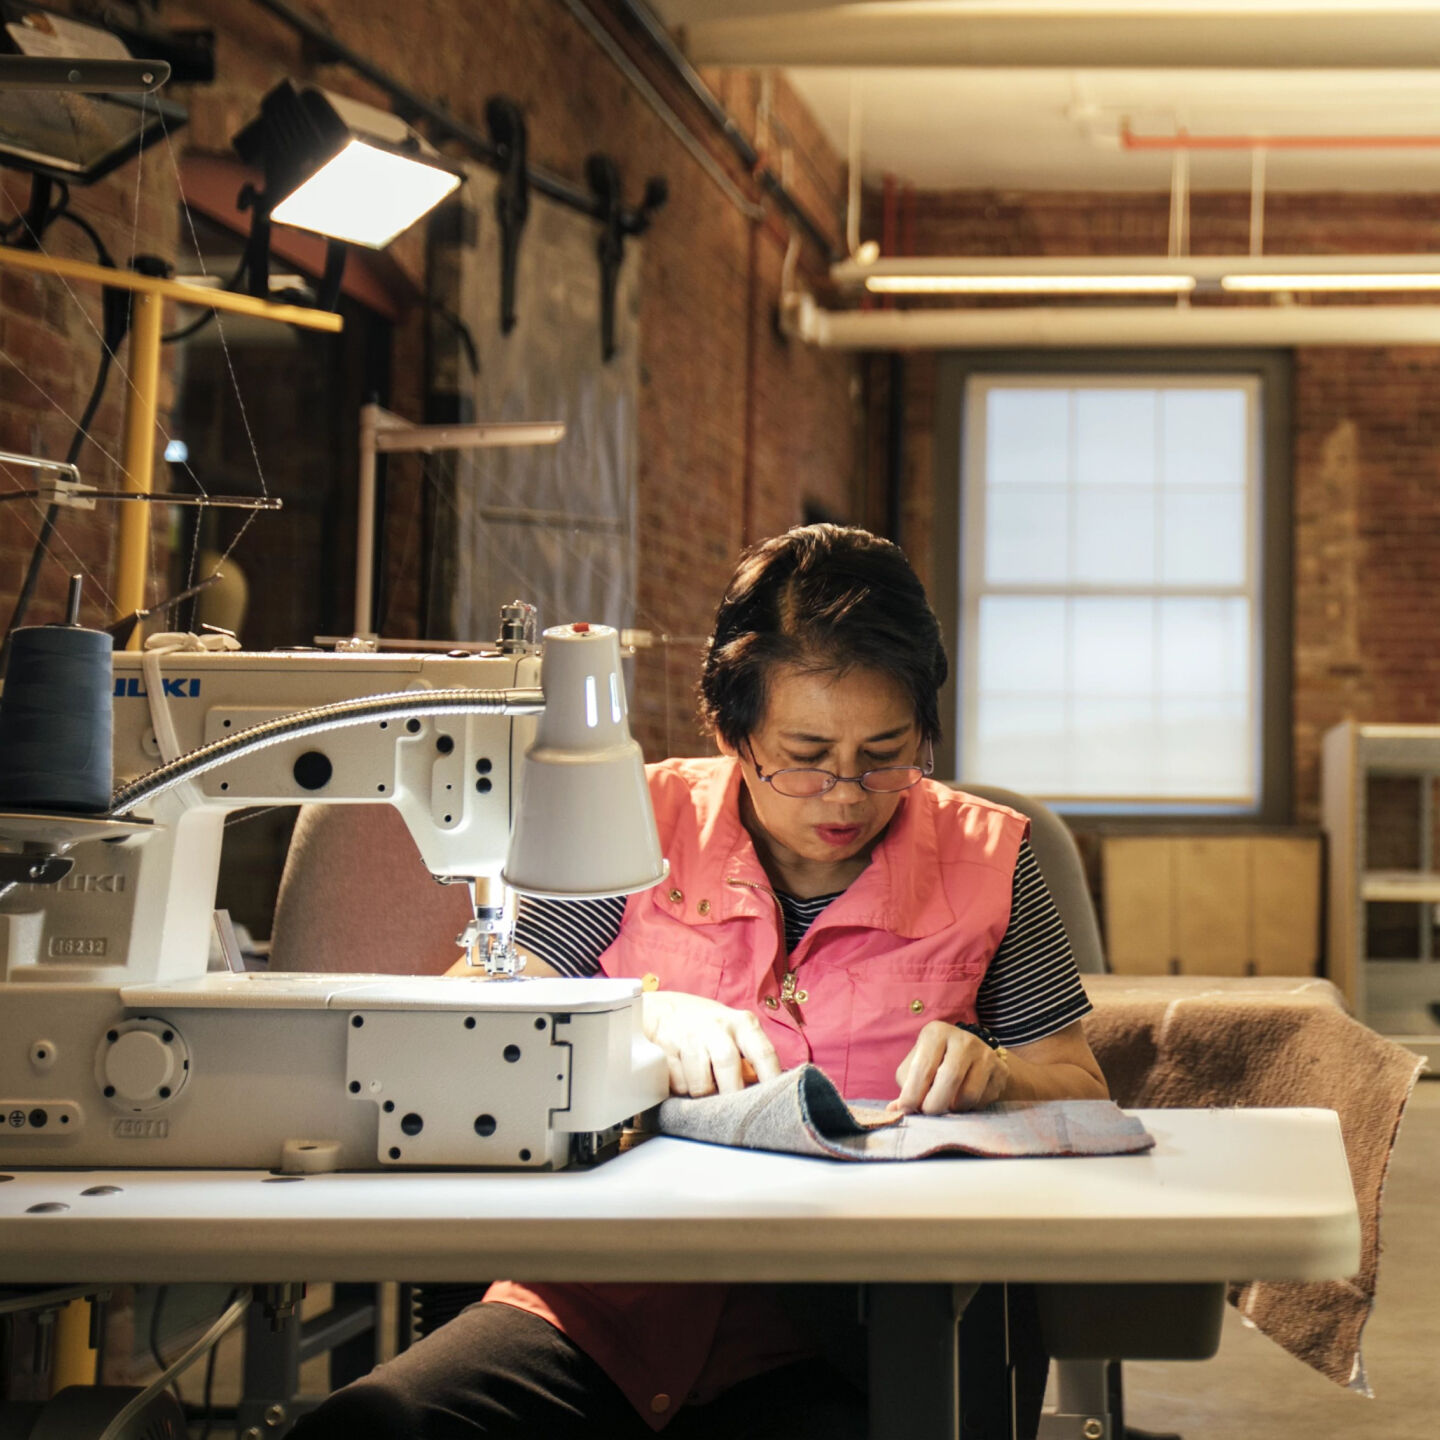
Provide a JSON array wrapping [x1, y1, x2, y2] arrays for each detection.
[[965, 376, 1260, 805]]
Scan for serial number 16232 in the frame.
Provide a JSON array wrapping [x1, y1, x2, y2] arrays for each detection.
[[48, 937, 109, 958]]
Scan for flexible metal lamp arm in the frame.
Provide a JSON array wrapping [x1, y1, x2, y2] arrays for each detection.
[[108, 686, 544, 815]]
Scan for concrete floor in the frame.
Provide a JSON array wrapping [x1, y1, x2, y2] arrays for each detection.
[[1124, 1078, 1440, 1439]]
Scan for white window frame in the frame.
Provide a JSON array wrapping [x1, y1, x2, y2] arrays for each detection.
[[960, 371, 1265, 814]]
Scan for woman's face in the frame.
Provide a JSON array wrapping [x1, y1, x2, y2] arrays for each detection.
[[725, 663, 924, 871]]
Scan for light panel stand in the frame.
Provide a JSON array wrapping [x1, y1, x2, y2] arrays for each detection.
[[353, 403, 564, 638]]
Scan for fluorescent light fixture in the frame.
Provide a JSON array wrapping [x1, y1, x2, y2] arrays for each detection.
[[837, 254, 1440, 299], [233, 81, 463, 251], [271, 138, 460, 248], [865, 274, 1195, 295], [1221, 273, 1440, 292]]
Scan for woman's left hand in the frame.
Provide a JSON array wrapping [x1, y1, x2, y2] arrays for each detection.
[[888, 1021, 1010, 1115]]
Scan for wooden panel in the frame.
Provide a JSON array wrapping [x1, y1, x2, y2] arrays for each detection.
[[1101, 837, 1175, 974], [1250, 837, 1322, 976], [1173, 838, 1251, 975]]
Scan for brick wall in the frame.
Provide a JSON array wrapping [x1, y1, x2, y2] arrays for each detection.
[[0, 155, 180, 632], [876, 187, 1440, 822], [0, 1, 859, 761]]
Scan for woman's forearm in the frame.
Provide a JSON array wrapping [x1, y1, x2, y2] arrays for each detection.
[[1000, 1050, 1109, 1103]]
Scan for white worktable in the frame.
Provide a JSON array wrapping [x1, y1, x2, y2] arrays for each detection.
[[0, 1108, 1359, 1285]]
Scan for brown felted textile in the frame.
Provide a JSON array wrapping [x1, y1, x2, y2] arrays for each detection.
[[1082, 974, 1424, 1394]]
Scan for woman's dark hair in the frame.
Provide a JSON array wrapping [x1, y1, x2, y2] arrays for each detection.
[[699, 524, 948, 750]]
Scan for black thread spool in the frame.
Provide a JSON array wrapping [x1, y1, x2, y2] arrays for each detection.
[[0, 576, 113, 813]]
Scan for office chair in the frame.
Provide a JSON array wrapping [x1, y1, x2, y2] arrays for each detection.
[[271, 804, 469, 975]]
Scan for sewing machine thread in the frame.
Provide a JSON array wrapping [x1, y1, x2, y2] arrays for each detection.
[[0, 622, 113, 813]]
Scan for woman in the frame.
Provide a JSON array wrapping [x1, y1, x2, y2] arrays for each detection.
[[293, 524, 1107, 1439]]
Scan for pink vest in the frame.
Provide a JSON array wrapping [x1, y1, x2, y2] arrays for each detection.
[[488, 757, 1027, 1427]]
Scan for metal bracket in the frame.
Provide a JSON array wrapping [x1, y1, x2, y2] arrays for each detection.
[[0, 452, 95, 511], [36, 477, 96, 511], [486, 97, 529, 335], [1038, 1359, 1125, 1440], [585, 155, 667, 362], [0, 854, 73, 889]]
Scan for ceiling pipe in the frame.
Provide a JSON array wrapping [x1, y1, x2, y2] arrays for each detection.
[[783, 293, 1440, 349], [683, 8, 1440, 69]]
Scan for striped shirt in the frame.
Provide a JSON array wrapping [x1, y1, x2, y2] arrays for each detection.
[[514, 838, 1091, 1050]]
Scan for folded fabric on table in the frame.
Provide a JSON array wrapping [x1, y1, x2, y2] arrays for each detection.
[[657, 1062, 1155, 1160]]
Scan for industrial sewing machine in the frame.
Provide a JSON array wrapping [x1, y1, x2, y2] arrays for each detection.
[[0, 608, 670, 1171]]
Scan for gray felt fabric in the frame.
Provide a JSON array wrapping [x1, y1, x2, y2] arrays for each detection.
[[657, 1064, 1155, 1161]]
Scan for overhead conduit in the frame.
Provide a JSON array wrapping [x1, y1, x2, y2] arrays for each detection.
[[681, 6, 1440, 70]]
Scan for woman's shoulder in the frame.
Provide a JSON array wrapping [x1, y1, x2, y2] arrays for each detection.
[[644, 754, 731, 791], [915, 781, 1030, 867], [924, 780, 1029, 828], [642, 755, 737, 833]]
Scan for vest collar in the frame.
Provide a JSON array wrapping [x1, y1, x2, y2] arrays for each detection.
[[681, 758, 956, 940]]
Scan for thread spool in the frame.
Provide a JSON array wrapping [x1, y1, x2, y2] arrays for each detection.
[[0, 576, 113, 813]]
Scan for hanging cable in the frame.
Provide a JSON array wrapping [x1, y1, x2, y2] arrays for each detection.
[[1, 195, 129, 665], [160, 252, 248, 344]]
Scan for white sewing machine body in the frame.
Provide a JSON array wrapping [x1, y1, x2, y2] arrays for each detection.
[[0, 641, 669, 1171]]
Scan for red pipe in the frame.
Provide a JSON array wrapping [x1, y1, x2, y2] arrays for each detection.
[[1122, 120, 1440, 151]]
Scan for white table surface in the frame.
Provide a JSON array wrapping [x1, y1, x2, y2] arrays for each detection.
[[0, 1108, 1360, 1287]]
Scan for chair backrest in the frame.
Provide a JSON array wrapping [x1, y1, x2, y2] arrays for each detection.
[[958, 783, 1108, 975], [269, 803, 471, 974]]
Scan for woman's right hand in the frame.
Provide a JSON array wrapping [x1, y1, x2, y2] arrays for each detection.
[[641, 991, 783, 1097]]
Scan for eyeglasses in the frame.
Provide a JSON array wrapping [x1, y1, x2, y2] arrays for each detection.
[[749, 745, 934, 799]]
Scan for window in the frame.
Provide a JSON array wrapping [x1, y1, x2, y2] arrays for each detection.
[[940, 357, 1290, 818]]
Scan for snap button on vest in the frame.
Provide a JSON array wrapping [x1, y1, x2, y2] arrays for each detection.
[[650, 1393, 671, 1414]]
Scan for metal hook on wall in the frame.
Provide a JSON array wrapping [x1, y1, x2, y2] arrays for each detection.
[[585, 154, 667, 362], [486, 97, 529, 336]]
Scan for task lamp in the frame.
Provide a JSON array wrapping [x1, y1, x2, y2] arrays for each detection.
[[504, 623, 668, 900], [232, 80, 464, 306]]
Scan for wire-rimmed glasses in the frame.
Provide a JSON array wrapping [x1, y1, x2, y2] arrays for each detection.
[[750, 744, 934, 799]]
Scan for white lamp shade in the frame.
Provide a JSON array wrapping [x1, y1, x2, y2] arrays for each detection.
[[503, 623, 668, 899]]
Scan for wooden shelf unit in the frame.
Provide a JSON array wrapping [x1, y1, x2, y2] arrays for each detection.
[[1321, 721, 1440, 1061]]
